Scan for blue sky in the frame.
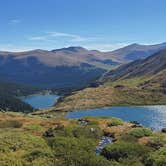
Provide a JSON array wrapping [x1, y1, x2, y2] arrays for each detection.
[[1, 0, 166, 51]]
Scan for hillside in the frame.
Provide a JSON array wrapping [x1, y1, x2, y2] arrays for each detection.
[[54, 50, 166, 112], [1, 42, 166, 89], [0, 80, 37, 112], [101, 49, 166, 82]]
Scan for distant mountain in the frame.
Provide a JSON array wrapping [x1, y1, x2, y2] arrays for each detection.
[[103, 42, 166, 63], [0, 48, 108, 89], [1, 43, 166, 89], [101, 49, 166, 82]]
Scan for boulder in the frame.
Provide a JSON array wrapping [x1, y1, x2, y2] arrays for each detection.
[[161, 128, 166, 133]]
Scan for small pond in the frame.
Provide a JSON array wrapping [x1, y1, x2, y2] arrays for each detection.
[[21, 94, 59, 109]]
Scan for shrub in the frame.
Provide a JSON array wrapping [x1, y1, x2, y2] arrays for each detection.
[[145, 147, 166, 166], [129, 128, 153, 138], [24, 149, 52, 162], [120, 133, 138, 143], [107, 118, 124, 127], [147, 135, 166, 150], [101, 141, 150, 161]]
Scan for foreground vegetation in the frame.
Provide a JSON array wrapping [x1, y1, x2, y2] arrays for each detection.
[[0, 112, 165, 166]]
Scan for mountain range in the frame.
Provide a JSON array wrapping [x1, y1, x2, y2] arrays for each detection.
[[1, 42, 166, 89]]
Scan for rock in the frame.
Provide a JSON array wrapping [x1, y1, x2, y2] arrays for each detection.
[[130, 121, 143, 128], [90, 128, 95, 132], [10, 145, 18, 151], [114, 85, 125, 89], [43, 128, 55, 137], [161, 128, 166, 133], [78, 118, 89, 126]]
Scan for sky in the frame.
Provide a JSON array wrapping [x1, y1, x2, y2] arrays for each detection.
[[1, 0, 166, 51]]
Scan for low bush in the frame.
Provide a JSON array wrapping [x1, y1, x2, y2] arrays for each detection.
[[101, 141, 150, 161], [145, 147, 166, 166], [129, 128, 153, 138], [147, 135, 166, 150], [107, 118, 124, 127]]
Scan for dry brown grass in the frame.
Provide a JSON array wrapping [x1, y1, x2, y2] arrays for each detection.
[[138, 137, 151, 145], [0, 112, 73, 136]]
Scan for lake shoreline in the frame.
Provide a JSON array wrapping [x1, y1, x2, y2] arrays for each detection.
[[66, 105, 166, 130]]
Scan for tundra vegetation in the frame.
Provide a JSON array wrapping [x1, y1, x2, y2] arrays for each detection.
[[0, 112, 165, 166]]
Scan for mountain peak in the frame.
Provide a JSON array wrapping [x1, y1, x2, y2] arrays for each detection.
[[125, 43, 141, 48], [52, 46, 87, 53]]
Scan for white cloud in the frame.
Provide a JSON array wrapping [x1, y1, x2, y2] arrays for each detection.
[[27, 31, 130, 51], [28, 31, 94, 43]]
